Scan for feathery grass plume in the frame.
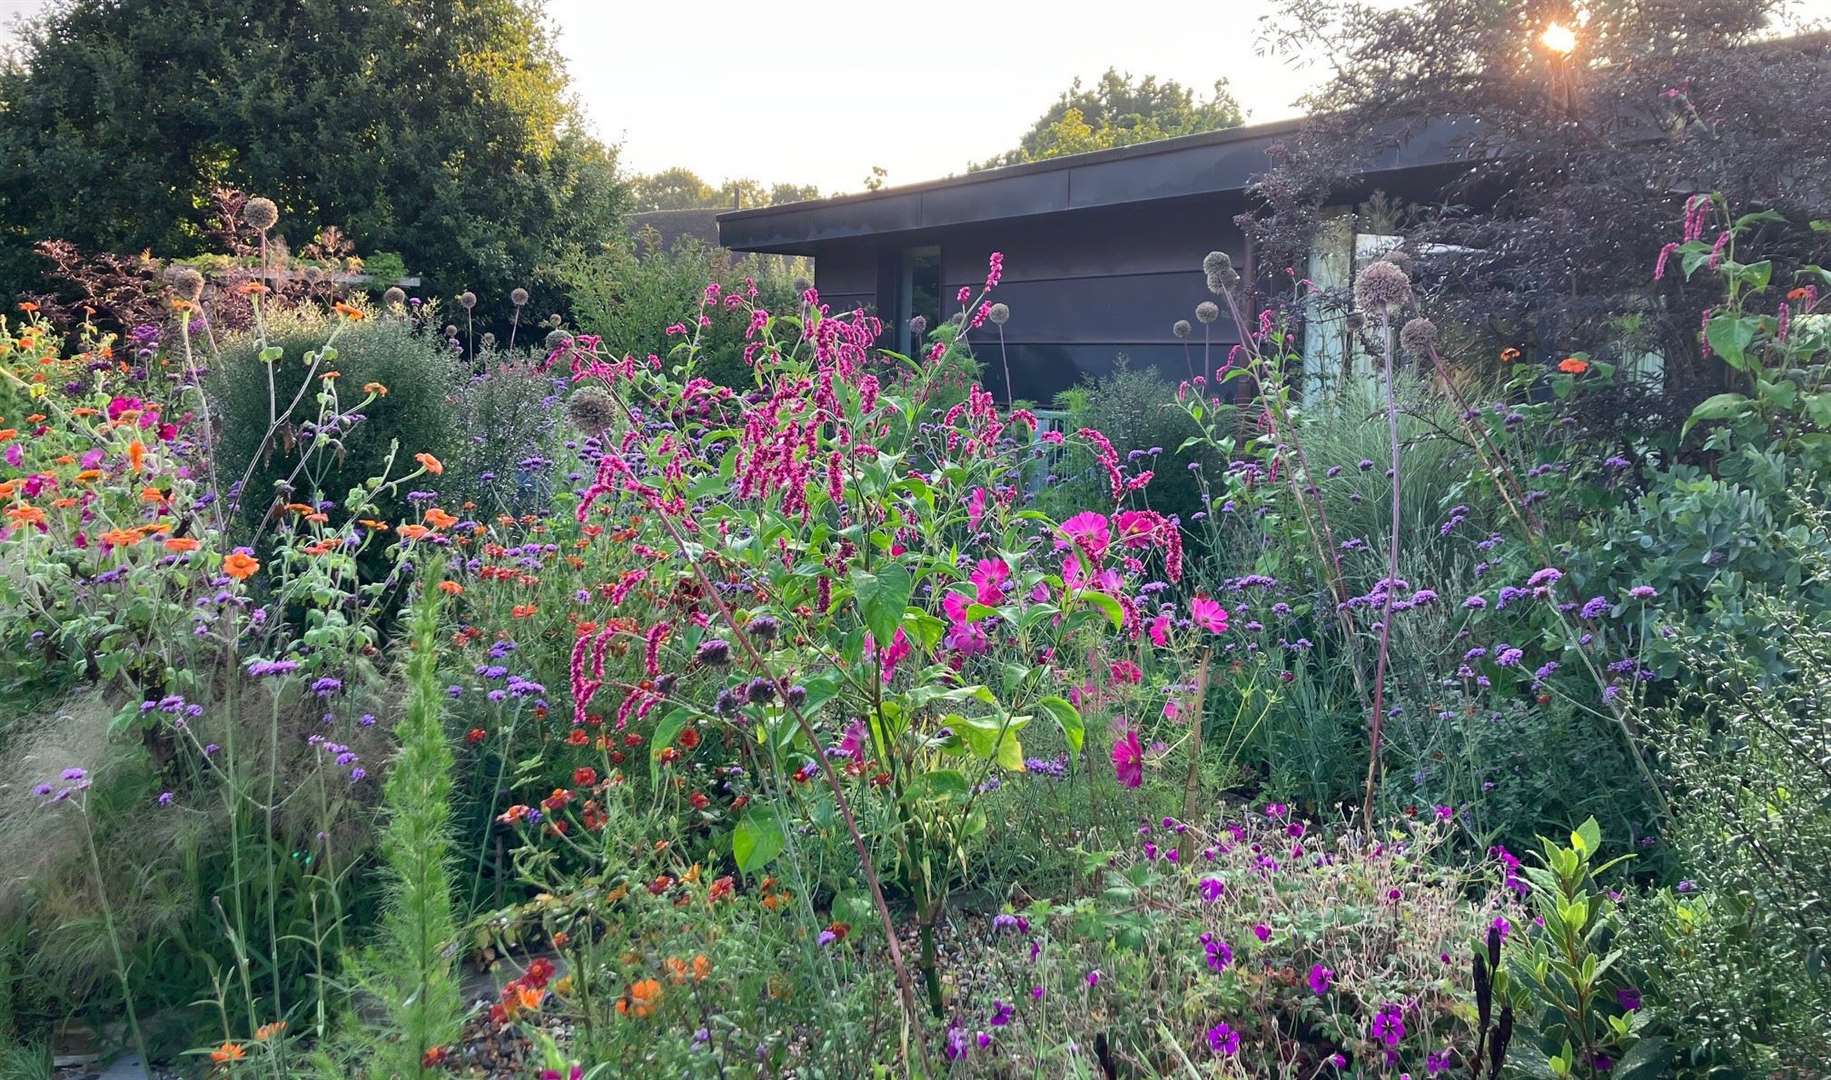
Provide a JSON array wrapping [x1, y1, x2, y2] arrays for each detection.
[[357, 566, 461, 1075]]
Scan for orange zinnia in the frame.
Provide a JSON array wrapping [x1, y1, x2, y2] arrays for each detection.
[[0, 428, 16, 443], [1499, 347, 1521, 364], [414, 452, 444, 476], [164, 537, 202, 553], [333, 301, 365, 321], [211, 1042, 246, 1063], [17, 301, 37, 313], [616, 978, 663, 1018], [235, 280, 270, 296], [223, 551, 261, 580], [1558, 357, 1590, 375], [424, 507, 459, 529], [127, 440, 145, 473], [359, 519, 390, 531], [6, 505, 47, 528], [397, 523, 431, 541], [439, 580, 464, 595], [100, 529, 143, 548], [363, 381, 388, 397]]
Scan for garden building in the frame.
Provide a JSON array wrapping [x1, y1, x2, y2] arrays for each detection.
[[718, 117, 1477, 405]]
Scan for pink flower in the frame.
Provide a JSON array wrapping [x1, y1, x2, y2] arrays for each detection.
[[1149, 614, 1171, 648], [1057, 511, 1111, 561], [1110, 727, 1143, 788], [1190, 596, 1229, 634], [967, 487, 987, 532], [971, 558, 1009, 604]]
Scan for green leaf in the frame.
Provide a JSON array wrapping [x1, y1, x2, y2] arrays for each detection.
[[649, 709, 690, 788], [1705, 315, 1757, 371], [909, 769, 970, 802], [1612, 1038, 1670, 1080], [852, 565, 913, 645], [1080, 590, 1126, 632], [1039, 695, 1085, 755], [733, 806, 786, 876], [1574, 815, 1603, 859], [1682, 392, 1752, 438]]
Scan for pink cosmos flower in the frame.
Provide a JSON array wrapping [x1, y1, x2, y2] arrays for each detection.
[[967, 487, 988, 532], [1057, 511, 1111, 561], [1110, 727, 1143, 788], [1190, 596, 1229, 634], [971, 558, 1009, 604], [1149, 614, 1172, 647]]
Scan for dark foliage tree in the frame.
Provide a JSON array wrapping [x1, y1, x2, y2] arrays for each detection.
[[627, 167, 820, 211], [0, 0, 622, 312], [1253, 0, 1831, 426], [976, 68, 1245, 169]]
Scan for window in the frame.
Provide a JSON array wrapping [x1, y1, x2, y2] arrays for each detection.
[[897, 247, 941, 357]]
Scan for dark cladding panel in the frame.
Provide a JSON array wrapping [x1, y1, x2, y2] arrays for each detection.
[[918, 170, 1072, 226], [939, 199, 1242, 285], [813, 240, 877, 300], [985, 343, 1240, 405], [957, 273, 1239, 347]]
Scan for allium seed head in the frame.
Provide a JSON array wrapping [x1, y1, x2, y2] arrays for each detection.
[[301, 266, 324, 285], [1173, 319, 1193, 339], [444, 324, 459, 338], [1400, 316, 1439, 358], [987, 302, 1010, 325], [908, 315, 927, 337], [566, 386, 617, 434], [1195, 301, 1220, 325], [242, 197, 279, 231], [480, 332, 496, 349], [510, 287, 529, 307], [1354, 260, 1413, 316], [545, 328, 571, 351], [382, 286, 406, 307], [458, 291, 478, 310], [167, 266, 205, 301], [1203, 250, 1239, 293]]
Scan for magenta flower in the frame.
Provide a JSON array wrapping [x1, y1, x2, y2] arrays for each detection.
[[1149, 614, 1172, 647], [971, 558, 1009, 604], [1058, 511, 1112, 561], [1307, 963, 1333, 995], [1110, 728, 1143, 788], [1205, 1021, 1240, 1055], [1190, 596, 1229, 633], [1198, 877, 1225, 902]]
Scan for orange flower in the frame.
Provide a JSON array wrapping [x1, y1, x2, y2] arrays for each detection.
[[74, 469, 101, 483], [1558, 357, 1590, 375], [616, 978, 664, 1019], [439, 580, 464, 595], [359, 518, 390, 531], [414, 452, 444, 476], [141, 486, 168, 503], [171, 298, 196, 313], [333, 301, 365, 321], [511, 603, 538, 619], [1499, 347, 1521, 364], [235, 280, 270, 296], [223, 551, 261, 580], [0, 428, 16, 443], [255, 1020, 288, 1041], [164, 537, 202, 553], [211, 1042, 246, 1063], [320, 370, 340, 381], [424, 507, 459, 529], [100, 528, 143, 549], [127, 440, 145, 473], [363, 381, 388, 397], [6, 505, 47, 528], [1788, 286, 1811, 301], [16, 301, 37, 313], [397, 523, 431, 541]]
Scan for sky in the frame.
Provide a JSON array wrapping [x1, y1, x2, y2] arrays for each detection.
[[5, 0, 1830, 195]]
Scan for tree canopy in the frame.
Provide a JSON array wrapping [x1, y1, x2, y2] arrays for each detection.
[[1252, 0, 1831, 425], [627, 167, 819, 212], [975, 68, 1245, 169], [0, 0, 622, 306]]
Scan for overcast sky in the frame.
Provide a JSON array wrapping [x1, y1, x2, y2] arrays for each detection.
[[6, 0, 1830, 194]]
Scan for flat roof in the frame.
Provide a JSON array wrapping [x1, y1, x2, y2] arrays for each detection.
[[717, 116, 1481, 254]]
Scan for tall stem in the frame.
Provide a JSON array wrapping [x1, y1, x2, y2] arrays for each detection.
[[83, 813, 150, 1067], [1362, 319, 1401, 824]]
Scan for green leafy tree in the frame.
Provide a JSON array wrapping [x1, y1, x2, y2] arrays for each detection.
[[0, 0, 622, 308], [976, 68, 1244, 169], [629, 166, 719, 211]]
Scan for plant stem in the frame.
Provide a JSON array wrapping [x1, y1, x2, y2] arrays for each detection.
[[83, 812, 150, 1068]]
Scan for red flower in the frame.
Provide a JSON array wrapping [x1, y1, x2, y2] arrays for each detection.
[[573, 766, 598, 787]]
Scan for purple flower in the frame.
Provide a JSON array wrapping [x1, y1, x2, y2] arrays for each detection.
[[1198, 877, 1225, 902], [816, 929, 837, 947], [1205, 1022, 1240, 1056], [1628, 585, 1658, 600], [1526, 567, 1564, 588], [990, 1000, 1014, 1027], [1252, 923, 1271, 942], [1428, 1050, 1451, 1075], [1370, 1003, 1406, 1047], [1616, 987, 1642, 1012], [157, 791, 174, 806], [1085, 969, 1101, 988], [1580, 596, 1610, 620], [1307, 963, 1334, 995], [944, 1022, 968, 1061], [1491, 915, 1511, 940], [1203, 937, 1234, 972], [1462, 594, 1487, 609]]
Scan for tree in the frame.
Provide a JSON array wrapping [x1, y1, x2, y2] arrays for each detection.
[[628, 169, 820, 210], [0, 0, 623, 309], [976, 69, 1245, 169], [1251, 0, 1831, 426]]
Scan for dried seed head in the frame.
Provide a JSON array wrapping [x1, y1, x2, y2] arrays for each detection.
[[1172, 319, 1193, 339], [382, 286, 406, 307], [1353, 260, 1413, 316], [458, 291, 478, 310], [1202, 250, 1239, 293], [1400, 317, 1438, 358], [510, 287, 529, 307], [1378, 248, 1416, 276], [793, 277, 811, 294], [987, 302, 1010, 326], [545, 328, 572, 352], [908, 315, 927, 337], [242, 197, 279, 231], [166, 266, 205, 301], [480, 332, 496, 349], [444, 324, 458, 338], [1195, 301, 1220, 325], [566, 385, 618, 434]]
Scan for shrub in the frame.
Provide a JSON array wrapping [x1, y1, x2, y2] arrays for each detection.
[[209, 308, 460, 545]]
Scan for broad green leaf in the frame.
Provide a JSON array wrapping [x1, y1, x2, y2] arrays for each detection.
[[852, 565, 913, 645], [1705, 315, 1757, 371], [733, 806, 786, 876], [649, 708, 690, 788], [1080, 590, 1126, 632], [1682, 392, 1751, 437], [1039, 695, 1085, 755]]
